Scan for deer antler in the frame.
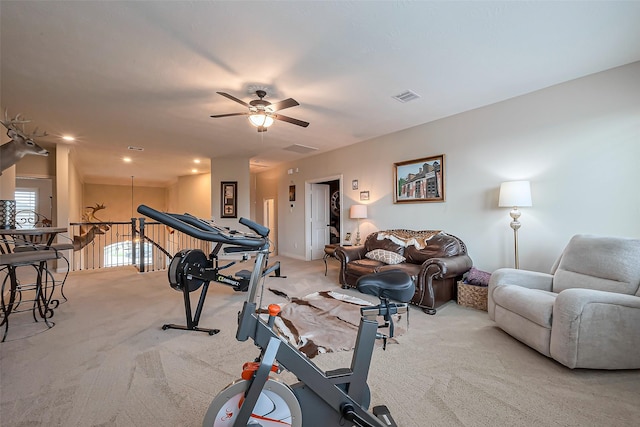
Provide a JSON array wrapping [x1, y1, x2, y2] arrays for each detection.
[[1, 109, 48, 139], [82, 203, 106, 222], [27, 127, 48, 139], [2, 110, 30, 131]]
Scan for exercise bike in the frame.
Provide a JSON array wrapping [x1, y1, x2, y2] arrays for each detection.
[[137, 205, 406, 427]]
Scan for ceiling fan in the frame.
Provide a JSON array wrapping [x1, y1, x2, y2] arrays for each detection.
[[211, 90, 309, 132]]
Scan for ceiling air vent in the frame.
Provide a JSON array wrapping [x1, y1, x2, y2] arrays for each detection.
[[283, 144, 318, 154], [392, 90, 421, 103], [127, 146, 144, 151]]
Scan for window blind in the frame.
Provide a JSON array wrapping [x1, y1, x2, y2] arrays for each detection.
[[15, 188, 38, 227]]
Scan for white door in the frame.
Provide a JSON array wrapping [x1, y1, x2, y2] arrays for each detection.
[[310, 183, 330, 260]]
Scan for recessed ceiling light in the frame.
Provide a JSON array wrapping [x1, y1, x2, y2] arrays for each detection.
[[123, 157, 132, 163], [62, 135, 75, 141], [194, 159, 201, 164], [192, 168, 198, 173]]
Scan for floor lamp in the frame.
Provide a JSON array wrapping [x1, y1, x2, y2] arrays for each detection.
[[349, 204, 368, 245], [498, 181, 532, 269]]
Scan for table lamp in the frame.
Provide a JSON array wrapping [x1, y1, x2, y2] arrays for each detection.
[[498, 181, 532, 269], [349, 204, 368, 245]]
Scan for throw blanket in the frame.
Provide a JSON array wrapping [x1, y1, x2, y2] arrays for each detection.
[[377, 230, 442, 249], [269, 291, 404, 358]]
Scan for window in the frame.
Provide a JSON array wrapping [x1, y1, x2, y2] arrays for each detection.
[[104, 241, 153, 268], [14, 188, 38, 228]]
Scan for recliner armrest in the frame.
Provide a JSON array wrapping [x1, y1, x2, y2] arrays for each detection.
[[489, 268, 553, 291], [488, 268, 554, 319], [551, 289, 640, 369], [555, 288, 640, 313]]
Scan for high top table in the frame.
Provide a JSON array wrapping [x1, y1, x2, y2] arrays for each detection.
[[0, 227, 68, 342]]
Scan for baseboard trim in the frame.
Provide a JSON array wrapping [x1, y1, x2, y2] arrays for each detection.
[[278, 251, 306, 261]]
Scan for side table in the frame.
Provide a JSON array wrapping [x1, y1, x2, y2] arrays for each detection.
[[323, 244, 340, 276]]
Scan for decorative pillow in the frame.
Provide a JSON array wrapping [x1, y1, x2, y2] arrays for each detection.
[[365, 249, 406, 265], [466, 267, 491, 287]]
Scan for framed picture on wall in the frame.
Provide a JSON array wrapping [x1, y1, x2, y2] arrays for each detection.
[[221, 181, 237, 218], [394, 154, 445, 203], [289, 185, 296, 202]]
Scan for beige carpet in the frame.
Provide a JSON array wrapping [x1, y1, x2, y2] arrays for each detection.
[[1, 257, 639, 427]]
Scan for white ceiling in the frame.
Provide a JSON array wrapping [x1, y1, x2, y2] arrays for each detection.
[[2, 1, 640, 186]]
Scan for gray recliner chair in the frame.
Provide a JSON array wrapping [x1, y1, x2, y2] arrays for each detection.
[[489, 234, 640, 369]]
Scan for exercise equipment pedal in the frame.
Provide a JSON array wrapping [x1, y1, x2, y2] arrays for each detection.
[[373, 405, 398, 427]]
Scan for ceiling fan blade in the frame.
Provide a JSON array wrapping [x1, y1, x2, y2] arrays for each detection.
[[267, 98, 299, 112], [210, 112, 248, 118], [274, 114, 310, 128], [217, 92, 250, 108]]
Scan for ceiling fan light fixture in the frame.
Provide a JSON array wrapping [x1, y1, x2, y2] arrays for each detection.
[[248, 113, 274, 129]]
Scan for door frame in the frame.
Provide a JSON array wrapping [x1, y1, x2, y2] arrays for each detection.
[[304, 174, 343, 261], [263, 198, 276, 254]]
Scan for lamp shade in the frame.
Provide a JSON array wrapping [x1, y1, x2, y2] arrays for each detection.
[[498, 181, 532, 207], [349, 204, 368, 219], [248, 113, 274, 128]]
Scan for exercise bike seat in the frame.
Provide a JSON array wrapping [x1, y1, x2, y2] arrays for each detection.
[[356, 270, 415, 303]]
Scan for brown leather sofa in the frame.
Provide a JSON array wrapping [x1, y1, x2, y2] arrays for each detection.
[[335, 230, 472, 314]]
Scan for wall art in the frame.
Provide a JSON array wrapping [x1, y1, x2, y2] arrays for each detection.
[[393, 154, 445, 203], [221, 181, 237, 218]]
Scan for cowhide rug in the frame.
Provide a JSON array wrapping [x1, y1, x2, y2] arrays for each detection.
[[267, 290, 405, 358]]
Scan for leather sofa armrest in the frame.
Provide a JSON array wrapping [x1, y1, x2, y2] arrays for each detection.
[[419, 254, 473, 280], [335, 245, 368, 286], [416, 254, 473, 311], [335, 245, 367, 265], [488, 268, 554, 320]]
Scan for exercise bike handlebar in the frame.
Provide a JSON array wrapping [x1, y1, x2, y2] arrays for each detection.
[[137, 204, 267, 249]]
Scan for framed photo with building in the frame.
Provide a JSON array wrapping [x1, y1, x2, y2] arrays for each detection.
[[221, 181, 237, 218], [393, 154, 445, 203]]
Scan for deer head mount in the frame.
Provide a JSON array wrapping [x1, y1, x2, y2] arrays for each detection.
[[80, 203, 110, 234], [74, 203, 110, 251], [1, 110, 49, 175]]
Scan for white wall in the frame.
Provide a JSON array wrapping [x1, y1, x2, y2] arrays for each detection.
[[210, 157, 250, 229], [175, 173, 211, 219], [256, 62, 640, 272]]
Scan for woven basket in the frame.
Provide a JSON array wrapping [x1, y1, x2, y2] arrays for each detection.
[[457, 281, 488, 311]]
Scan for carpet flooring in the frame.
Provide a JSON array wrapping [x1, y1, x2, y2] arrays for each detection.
[[1, 256, 639, 426]]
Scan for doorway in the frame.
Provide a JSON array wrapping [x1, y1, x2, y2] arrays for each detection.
[[305, 175, 342, 261]]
